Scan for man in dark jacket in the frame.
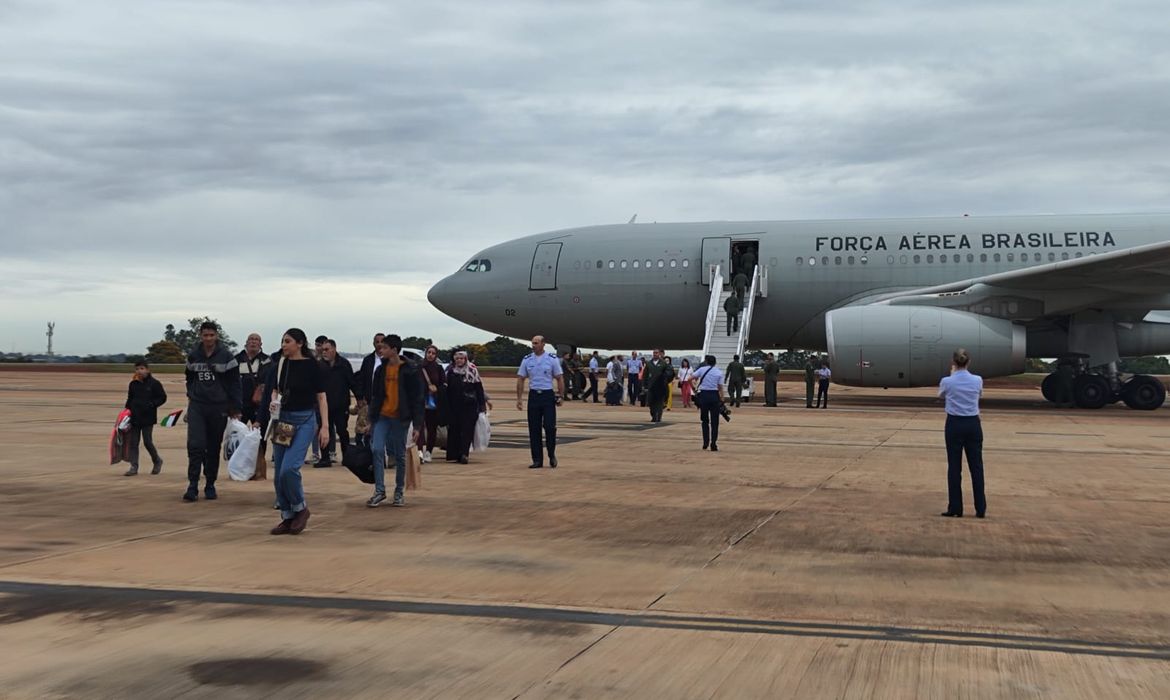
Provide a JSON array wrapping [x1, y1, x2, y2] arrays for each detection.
[[183, 322, 241, 502], [762, 353, 780, 407], [643, 349, 674, 423], [367, 334, 425, 507], [124, 360, 167, 476], [724, 294, 741, 336], [726, 354, 747, 408], [354, 333, 385, 446], [318, 339, 359, 465]]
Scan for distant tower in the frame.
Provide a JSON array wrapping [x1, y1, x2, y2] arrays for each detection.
[[46, 322, 55, 357]]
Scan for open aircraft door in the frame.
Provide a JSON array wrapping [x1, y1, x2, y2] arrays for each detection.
[[529, 242, 562, 290], [700, 237, 730, 285]]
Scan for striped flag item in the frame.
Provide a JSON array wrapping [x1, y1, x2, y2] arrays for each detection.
[[160, 410, 183, 427]]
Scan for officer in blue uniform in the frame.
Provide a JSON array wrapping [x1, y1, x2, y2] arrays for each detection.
[[938, 348, 987, 518], [517, 335, 565, 468]]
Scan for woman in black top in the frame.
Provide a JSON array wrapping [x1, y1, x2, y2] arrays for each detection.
[[444, 350, 487, 464], [264, 328, 328, 536], [416, 345, 446, 464]]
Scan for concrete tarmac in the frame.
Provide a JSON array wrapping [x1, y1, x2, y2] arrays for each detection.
[[0, 371, 1167, 698]]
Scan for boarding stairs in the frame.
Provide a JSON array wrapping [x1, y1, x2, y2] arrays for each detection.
[[701, 264, 762, 367]]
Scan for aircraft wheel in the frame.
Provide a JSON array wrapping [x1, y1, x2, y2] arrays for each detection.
[[1040, 373, 1060, 403], [1073, 374, 1111, 409], [1121, 375, 1166, 410]]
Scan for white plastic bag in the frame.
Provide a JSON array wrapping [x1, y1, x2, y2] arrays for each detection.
[[223, 418, 248, 462], [471, 412, 491, 452], [228, 422, 261, 481]]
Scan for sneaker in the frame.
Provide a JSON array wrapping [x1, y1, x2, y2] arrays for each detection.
[[392, 492, 405, 507], [151, 460, 163, 475], [123, 467, 139, 476], [367, 493, 386, 508], [421, 450, 432, 464], [182, 485, 198, 502], [204, 485, 218, 500], [313, 459, 333, 468]]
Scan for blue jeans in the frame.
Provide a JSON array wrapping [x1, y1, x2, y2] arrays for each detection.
[[371, 415, 408, 496], [271, 409, 316, 520]]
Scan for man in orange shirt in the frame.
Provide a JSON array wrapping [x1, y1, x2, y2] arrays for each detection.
[[366, 334, 425, 507]]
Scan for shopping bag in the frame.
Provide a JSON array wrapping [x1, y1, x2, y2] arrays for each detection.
[[405, 444, 422, 490], [227, 422, 261, 481], [108, 409, 133, 465], [343, 444, 375, 484], [223, 418, 248, 462], [471, 412, 491, 452]]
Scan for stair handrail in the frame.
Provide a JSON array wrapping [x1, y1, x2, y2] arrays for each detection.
[[701, 264, 724, 358], [735, 265, 761, 358]]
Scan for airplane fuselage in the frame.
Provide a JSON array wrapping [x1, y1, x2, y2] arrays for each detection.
[[428, 213, 1170, 353]]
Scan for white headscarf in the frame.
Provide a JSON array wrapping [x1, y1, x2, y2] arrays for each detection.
[[450, 351, 482, 384]]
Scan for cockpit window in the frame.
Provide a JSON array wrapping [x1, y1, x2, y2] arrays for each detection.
[[479, 259, 491, 272], [463, 259, 492, 272], [464, 260, 479, 272]]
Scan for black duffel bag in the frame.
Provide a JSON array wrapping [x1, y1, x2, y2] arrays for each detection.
[[342, 444, 375, 484]]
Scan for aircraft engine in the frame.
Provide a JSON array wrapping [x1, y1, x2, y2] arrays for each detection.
[[825, 306, 1026, 387]]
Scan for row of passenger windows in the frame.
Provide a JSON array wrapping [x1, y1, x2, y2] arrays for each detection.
[[796, 251, 1086, 267], [573, 258, 692, 271]]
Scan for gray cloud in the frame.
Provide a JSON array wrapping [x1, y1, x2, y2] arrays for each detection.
[[2, 0, 1169, 353]]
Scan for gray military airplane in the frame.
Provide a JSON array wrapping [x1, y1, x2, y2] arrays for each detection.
[[428, 213, 1170, 410]]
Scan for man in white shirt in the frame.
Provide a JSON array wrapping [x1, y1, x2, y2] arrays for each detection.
[[582, 351, 601, 403]]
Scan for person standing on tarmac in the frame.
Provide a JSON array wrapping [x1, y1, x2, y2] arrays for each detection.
[[726, 354, 746, 408], [723, 294, 741, 336], [367, 334, 425, 507], [1057, 360, 1077, 409], [805, 357, 817, 408], [183, 321, 241, 502], [762, 353, 780, 407], [938, 349, 987, 518], [236, 333, 271, 479], [355, 333, 385, 447], [677, 358, 694, 409], [123, 360, 167, 476], [417, 345, 446, 464], [317, 339, 359, 466], [643, 349, 673, 423], [692, 354, 726, 451], [265, 328, 329, 535], [517, 335, 564, 468], [625, 352, 643, 406], [664, 356, 676, 411], [814, 359, 832, 408], [582, 351, 601, 403]]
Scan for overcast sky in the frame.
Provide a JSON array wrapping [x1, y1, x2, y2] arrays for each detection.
[[2, 0, 1168, 355]]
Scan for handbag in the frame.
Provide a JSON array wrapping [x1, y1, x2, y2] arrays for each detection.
[[267, 356, 296, 447], [343, 443, 375, 483]]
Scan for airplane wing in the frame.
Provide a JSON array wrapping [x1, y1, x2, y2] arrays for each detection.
[[866, 240, 1170, 321]]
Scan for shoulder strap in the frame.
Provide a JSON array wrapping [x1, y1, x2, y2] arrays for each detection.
[[276, 356, 288, 393]]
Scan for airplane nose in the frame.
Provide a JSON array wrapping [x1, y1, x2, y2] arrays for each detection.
[[427, 275, 455, 315]]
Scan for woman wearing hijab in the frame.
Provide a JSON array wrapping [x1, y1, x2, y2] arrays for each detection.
[[445, 350, 488, 464]]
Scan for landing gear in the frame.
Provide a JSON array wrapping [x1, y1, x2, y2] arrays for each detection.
[[1121, 375, 1167, 411], [1041, 364, 1166, 410], [1072, 374, 1111, 409]]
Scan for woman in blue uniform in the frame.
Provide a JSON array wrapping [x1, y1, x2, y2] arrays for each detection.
[[938, 348, 987, 518]]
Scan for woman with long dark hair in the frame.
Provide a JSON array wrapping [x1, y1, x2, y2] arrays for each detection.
[[444, 350, 487, 464], [264, 328, 328, 535], [416, 345, 446, 464], [677, 358, 694, 408]]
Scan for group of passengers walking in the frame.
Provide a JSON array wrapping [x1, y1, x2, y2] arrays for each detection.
[[123, 322, 988, 535]]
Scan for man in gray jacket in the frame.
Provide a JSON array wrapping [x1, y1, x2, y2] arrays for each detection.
[[183, 322, 242, 502]]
